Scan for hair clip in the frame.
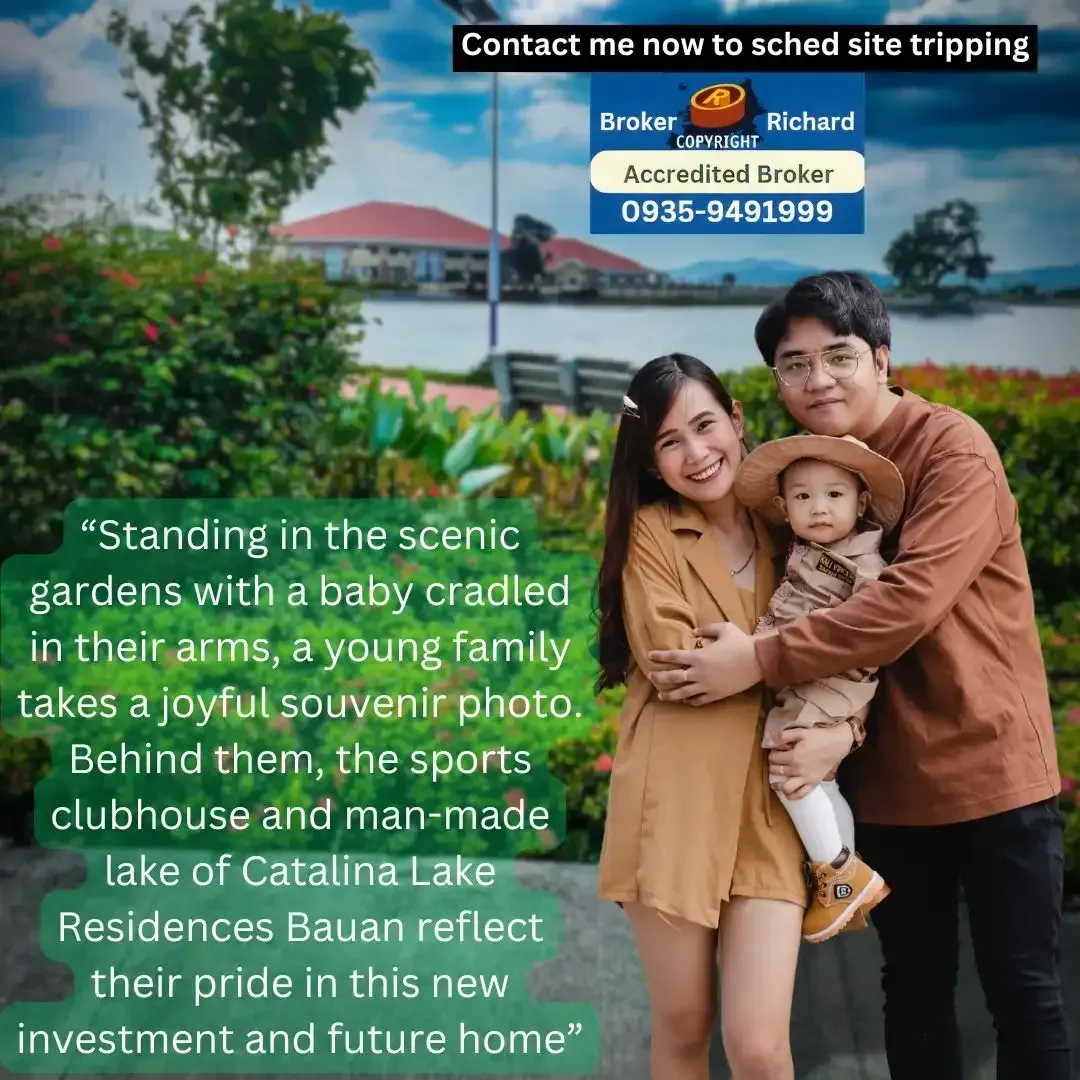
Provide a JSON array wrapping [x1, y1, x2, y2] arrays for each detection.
[[621, 395, 639, 417]]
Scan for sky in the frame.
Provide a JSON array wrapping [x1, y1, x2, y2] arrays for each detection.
[[0, 0, 1077, 274]]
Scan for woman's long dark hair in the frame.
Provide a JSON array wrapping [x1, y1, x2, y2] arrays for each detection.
[[594, 353, 739, 693]]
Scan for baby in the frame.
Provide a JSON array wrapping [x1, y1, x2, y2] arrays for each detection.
[[734, 433, 906, 943]]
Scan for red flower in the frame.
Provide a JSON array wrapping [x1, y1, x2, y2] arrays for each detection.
[[1067, 708, 1080, 726], [4, 270, 18, 285], [594, 753, 614, 773], [144, 323, 160, 342], [43, 235, 62, 251], [1061, 775, 1077, 793], [54, 332, 70, 347], [120, 271, 138, 288], [195, 270, 212, 285], [227, 225, 238, 237]]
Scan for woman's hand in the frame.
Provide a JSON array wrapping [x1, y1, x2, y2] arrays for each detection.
[[647, 622, 761, 705], [768, 724, 854, 800]]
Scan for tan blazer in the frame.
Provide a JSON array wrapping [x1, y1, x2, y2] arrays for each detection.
[[596, 500, 808, 929]]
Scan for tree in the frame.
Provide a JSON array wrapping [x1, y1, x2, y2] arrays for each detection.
[[106, 0, 376, 248], [883, 199, 994, 296], [506, 214, 555, 290]]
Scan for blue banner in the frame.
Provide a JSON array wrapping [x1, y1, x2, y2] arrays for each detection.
[[589, 72, 866, 235]]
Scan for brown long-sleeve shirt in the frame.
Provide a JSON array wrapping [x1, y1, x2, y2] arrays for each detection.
[[754, 387, 1060, 826]]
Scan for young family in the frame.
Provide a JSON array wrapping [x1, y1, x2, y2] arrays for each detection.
[[594, 272, 1071, 1080]]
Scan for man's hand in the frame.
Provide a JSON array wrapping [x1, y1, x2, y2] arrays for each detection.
[[647, 622, 761, 705], [768, 724, 854, 800]]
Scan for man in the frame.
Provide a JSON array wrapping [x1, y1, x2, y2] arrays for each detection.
[[648, 271, 1070, 1079]]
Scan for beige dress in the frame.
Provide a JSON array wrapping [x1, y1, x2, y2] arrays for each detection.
[[596, 500, 808, 929]]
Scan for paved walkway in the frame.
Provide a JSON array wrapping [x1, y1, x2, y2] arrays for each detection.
[[3, 847, 1078, 1078], [346, 374, 501, 413]]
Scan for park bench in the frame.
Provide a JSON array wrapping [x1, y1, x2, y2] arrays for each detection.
[[488, 352, 567, 421], [488, 352, 635, 420], [559, 355, 635, 416]]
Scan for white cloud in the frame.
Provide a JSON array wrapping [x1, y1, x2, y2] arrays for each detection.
[[0, 90, 584, 243], [0, 0, 196, 110], [886, 0, 1079, 25], [505, 0, 621, 22], [512, 82, 589, 143], [717, 0, 845, 11], [0, 0, 468, 112]]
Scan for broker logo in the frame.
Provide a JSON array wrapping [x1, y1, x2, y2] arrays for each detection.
[[689, 82, 746, 129]]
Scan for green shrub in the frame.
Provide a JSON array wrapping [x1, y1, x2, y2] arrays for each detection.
[[0, 196, 358, 566], [545, 705, 619, 862]]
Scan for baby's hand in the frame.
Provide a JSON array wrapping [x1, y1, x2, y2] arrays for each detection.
[[769, 770, 817, 800]]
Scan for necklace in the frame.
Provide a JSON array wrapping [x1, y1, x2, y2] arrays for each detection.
[[730, 547, 754, 576]]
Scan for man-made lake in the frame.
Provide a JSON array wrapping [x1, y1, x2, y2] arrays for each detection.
[[353, 299, 1079, 377]]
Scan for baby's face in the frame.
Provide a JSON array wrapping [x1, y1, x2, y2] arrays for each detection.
[[775, 459, 869, 545]]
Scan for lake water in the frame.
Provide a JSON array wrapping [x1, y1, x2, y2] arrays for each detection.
[[353, 299, 1079, 377]]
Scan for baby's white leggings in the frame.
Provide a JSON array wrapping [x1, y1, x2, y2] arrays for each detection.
[[776, 780, 855, 865]]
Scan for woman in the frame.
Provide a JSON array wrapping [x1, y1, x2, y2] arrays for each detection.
[[595, 354, 809, 1080]]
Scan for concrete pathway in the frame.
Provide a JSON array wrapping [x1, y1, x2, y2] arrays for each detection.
[[343, 375, 501, 414], [3, 847, 1078, 1078]]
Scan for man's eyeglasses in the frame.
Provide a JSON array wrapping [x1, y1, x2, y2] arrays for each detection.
[[773, 345, 869, 388]]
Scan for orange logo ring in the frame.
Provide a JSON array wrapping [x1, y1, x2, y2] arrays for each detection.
[[689, 83, 746, 128]]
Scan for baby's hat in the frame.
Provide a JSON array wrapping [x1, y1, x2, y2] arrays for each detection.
[[734, 433, 906, 530]]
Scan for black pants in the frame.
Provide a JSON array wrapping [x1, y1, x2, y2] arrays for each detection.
[[857, 796, 1072, 1080]]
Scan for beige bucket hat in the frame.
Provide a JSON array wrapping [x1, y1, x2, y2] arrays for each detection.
[[734, 433, 906, 531]]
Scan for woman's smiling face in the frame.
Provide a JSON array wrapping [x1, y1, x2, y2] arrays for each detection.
[[652, 379, 744, 506]]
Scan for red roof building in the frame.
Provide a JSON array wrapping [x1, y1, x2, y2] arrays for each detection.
[[274, 201, 659, 290], [272, 200, 511, 249], [543, 236, 648, 274]]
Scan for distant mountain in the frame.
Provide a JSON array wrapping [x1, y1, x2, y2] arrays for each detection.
[[670, 258, 819, 286], [977, 264, 1080, 291], [665, 258, 1080, 293]]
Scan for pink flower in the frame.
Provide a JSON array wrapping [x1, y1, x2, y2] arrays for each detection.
[[1060, 775, 1076, 793], [144, 323, 160, 342], [43, 235, 62, 251], [594, 753, 614, 774]]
